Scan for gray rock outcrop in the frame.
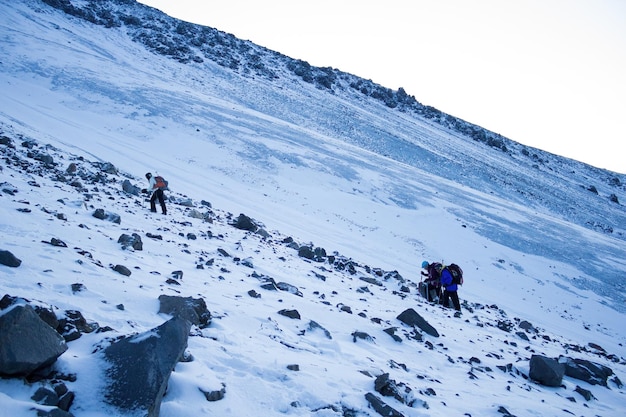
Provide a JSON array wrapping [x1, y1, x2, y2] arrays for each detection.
[[364, 392, 405, 417], [396, 308, 439, 337], [0, 304, 68, 376], [103, 317, 191, 417], [158, 295, 211, 328], [122, 179, 141, 195], [529, 355, 564, 387], [0, 249, 22, 267], [118, 233, 143, 250], [232, 213, 257, 231], [562, 357, 614, 386], [92, 208, 121, 224], [112, 264, 131, 276]]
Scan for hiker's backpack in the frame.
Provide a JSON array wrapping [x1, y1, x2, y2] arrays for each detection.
[[446, 263, 464, 285], [154, 175, 168, 190], [427, 262, 443, 281]]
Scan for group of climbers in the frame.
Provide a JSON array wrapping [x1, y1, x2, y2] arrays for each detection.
[[420, 260, 462, 317]]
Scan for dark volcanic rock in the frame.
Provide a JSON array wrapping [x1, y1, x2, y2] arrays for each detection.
[[104, 317, 191, 417], [232, 213, 257, 231], [374, 373, 406, 404], [118, 233, 143, 250], [93, 208, 121, 224], [562, 357, 614, 386], [529, 355, 564, 387], [0, 304, 68, 376], [0, 249, 22, 267], [278, 309, 301, 320], [158, 295, 211, 328], [396, 308, 439, 337], [122, 179, 141, 195], [364, 392, 405, 417], [112, 264, 131, 276]]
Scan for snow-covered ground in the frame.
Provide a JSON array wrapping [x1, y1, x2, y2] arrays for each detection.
[[1, 1, 624, 416]]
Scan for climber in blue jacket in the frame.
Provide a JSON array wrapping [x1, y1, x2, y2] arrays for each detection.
[[440, 267, 461, 314]]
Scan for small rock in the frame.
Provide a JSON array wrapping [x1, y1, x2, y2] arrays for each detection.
[[31, 387, 59, 406], [118, 233, 142, 251], [200, 384, 226, 402], [574, 385, 595, 401], [278, 309, 301, 320], [71, 283, 86, 293], [50, 238, 68, 248], [112, 265, 131, 276], [122, 179, 141, 196]]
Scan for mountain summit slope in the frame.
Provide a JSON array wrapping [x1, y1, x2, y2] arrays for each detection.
[[0, 1, 625, 416]]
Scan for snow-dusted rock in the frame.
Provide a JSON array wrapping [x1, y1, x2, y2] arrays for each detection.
[[0, 304, 68, 377], [529, 355, 564, 387], [158, 295, 211, 328], [396, 308, 439, 338], [103, 317, 191, 417], [0, 249, 21, 267]]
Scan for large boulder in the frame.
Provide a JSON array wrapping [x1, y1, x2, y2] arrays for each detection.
[[104, 317, 191, 417], [158, 295, 211, 328], [396, 308, 439, 337], [562, 357, 614, 386], [232, 213, 257, 231], [0, 304, 68, 376], [529, 355, 564, 387]]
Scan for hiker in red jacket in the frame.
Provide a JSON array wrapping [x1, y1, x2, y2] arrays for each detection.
[[145, 172, 167, 215]]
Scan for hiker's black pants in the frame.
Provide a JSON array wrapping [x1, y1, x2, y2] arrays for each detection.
[[427, 283, 441, 302], [150, 189, 166, 214], [442, 289, 461, 311]]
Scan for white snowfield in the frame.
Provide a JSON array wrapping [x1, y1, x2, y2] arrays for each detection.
[[0, 1, 624, 416]]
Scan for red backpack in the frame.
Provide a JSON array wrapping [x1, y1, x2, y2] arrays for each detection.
[[154, 175, 168, 190]]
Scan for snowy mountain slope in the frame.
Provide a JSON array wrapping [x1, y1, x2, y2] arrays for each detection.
[[0, 0, 625, 416], [1, 124, 624, 417], [4, 0, 625, 225], [5, 0, 626, 311]]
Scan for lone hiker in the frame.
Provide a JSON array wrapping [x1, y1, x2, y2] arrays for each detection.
[[145, 172, 167, 215], [420, 261, 442, 303], [440, 265, 461, 316]]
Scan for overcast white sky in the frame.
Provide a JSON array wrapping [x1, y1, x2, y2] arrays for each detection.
[[139, 0, 625, 174]]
